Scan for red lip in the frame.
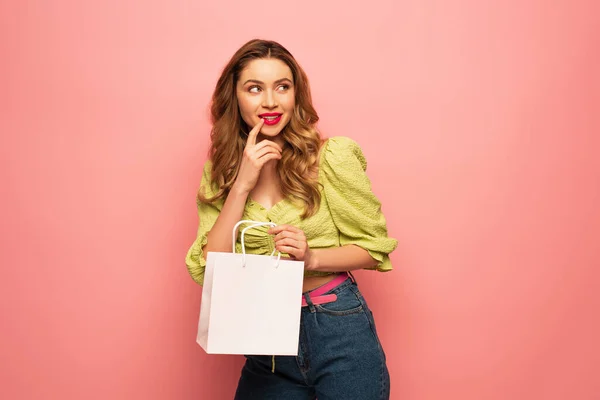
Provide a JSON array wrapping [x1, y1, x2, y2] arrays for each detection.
[[260, 113, 283, 126]]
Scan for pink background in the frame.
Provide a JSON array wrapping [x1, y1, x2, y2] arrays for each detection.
[[2, 0, 599, 399]]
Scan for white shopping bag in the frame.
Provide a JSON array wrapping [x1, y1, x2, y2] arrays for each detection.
[[197, 220, 305, 355]]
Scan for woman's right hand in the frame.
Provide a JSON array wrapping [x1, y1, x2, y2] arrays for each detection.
[[233, 119, 283, 194]]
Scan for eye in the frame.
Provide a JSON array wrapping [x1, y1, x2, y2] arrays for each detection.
[[277, 84, 290, 92], [248, 86, 261, 93]]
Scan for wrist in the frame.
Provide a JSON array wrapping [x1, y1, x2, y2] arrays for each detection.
[[305, 249, 319, 271], [230, 182, 251, 197]]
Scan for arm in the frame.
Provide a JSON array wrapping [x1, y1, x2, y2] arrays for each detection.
[[307, 245, 378, 272], [203, 119, 282, 254], [268, 137, 397, 273], [202, 185, 249, 254], [268, 224, 378, 272], [186, 120, 282, 285], [185, 182, 252, 285]]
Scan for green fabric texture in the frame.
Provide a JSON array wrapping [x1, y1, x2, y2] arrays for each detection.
[[185, 136, 398, 286]]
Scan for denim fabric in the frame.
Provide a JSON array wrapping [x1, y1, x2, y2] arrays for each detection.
[[234, 277, 390, 400]]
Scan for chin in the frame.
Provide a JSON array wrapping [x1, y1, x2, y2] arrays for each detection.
[[260, 127, 285, 136], [260, 120, 290, 136]]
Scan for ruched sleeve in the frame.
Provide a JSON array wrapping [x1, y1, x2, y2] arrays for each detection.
[[185, 160, 222, 285], [320, 137, 398, 271]]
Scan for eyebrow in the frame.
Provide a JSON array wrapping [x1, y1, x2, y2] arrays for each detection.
[[242, 78, 293, 86]]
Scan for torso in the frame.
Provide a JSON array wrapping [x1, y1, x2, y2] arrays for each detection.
[[250, 140, 336, 293], [302, 273, 339, 292], [249, 172, 285, 210]]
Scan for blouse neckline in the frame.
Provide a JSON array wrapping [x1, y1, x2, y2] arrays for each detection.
[[247, 138, 331, 213]]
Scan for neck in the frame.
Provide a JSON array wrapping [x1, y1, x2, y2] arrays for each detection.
[[261, 158, 279, 178]]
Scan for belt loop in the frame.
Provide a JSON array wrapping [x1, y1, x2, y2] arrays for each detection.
[[303, 292, 316, 313], [348, 270, 356, 284]]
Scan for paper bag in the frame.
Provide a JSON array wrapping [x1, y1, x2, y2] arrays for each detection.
[[197, 220, 305, 355]]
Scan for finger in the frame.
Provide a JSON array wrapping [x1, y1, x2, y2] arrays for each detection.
[[273, 230, 295, 241], [279, 225, 303, 235], [269, 225, 302, 237], [254, 146, 282, 161], [268, 225, 282, 234], [274, 237, 301, 249], [276, 232, 306, 245], [246, 119, 265, 146], [258, 153, 282, 167], [271, 224, 297, 233], [268, 225, 289, 235], [252, 139, 283, 153], [254, 152, 282, 169], [275, 245, 302, 259]]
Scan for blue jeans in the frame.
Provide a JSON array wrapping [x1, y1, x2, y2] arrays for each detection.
[[234, 277, 390, 400]]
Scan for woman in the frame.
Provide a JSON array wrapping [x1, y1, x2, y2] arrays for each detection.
[[186, 39, 398, 400]]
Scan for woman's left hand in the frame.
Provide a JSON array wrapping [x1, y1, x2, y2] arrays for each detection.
[[268, 224, 314, 269]]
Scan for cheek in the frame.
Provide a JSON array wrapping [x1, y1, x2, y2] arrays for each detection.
[[281, 94, 296, 111], [237, 96, 254, 115], [237, 96, 261, 125]]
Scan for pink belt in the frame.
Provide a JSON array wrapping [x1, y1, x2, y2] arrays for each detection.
[[301, 273, 349, 307]]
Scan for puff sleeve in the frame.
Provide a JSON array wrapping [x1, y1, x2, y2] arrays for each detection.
[[185, 160, 222, 285], [320, 137, 398, 271]]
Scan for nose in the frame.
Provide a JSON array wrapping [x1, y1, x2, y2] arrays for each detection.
[[262, 89, 278, 108]]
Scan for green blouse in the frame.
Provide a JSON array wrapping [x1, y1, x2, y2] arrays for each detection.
[[185, 136, 398, 286]]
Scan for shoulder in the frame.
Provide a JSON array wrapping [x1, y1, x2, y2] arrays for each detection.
[[320, 136, 367, 172]]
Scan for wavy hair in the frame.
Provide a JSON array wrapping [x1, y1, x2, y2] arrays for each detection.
[[199, 39, 323, 218]]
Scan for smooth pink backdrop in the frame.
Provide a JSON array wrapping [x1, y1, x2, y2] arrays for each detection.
[[1, 1, 599, 399]]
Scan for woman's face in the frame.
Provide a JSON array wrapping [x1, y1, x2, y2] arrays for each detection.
[[236, 58, 296, 139]]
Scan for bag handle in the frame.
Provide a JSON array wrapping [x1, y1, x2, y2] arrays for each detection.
[[232, 220, 281, 267]]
